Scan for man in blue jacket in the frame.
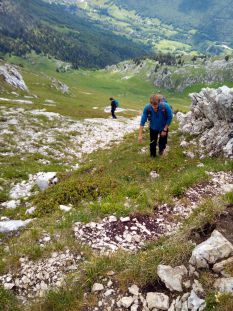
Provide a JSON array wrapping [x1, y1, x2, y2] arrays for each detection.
[[109, 97, 118, 119], [138, 94, 173, 157]]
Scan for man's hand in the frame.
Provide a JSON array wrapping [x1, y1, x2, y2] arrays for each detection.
[[160, 130, 167, 137], [138, 126, 143, 143]]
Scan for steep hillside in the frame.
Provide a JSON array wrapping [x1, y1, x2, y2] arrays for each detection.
[[0, 0, 150, 68]]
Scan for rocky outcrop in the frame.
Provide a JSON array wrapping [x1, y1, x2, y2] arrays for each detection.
[[51, 78, 69, 94], [177, 86, 233, 158], [0, 64, 28, 91], [153, 59, 233, 92]]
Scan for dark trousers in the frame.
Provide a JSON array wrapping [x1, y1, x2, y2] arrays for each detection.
[[150, 128, 168, 157], [111, 108, 117, 119]]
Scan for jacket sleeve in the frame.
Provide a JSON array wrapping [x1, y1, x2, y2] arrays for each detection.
[[165, 103, 173, 125], [140, 105, 149, 126]]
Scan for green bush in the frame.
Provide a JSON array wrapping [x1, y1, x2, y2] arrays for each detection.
[[34, 174, 117, 216]]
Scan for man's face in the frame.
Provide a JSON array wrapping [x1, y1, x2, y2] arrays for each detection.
[[151, 101, 159, 108]]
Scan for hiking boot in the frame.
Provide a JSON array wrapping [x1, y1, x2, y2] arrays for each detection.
[[159, 149, 164, 156]]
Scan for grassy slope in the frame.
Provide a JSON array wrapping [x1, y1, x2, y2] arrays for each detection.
[[0, 55, 233, 310]]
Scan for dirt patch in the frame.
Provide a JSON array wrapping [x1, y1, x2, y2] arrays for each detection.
[[216, 204, 233, 244], [189, 204, 233, 245], [189, 222, 216, 244]]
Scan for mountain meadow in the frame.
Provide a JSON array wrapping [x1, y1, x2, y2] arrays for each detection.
[[0, 1, 233, 311]]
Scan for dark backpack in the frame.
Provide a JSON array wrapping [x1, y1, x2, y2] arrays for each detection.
[[115, 100, 119, 107]]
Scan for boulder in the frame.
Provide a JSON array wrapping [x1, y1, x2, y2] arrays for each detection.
[[146, 292, 169, 310], [189, 230, 233, 268], [157, 264, 188, 292]]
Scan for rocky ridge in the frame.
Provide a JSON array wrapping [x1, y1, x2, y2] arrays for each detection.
[[152, 59, 233, 92], [177, 86, 233, 159]]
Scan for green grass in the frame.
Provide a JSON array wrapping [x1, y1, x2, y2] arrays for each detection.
[[0, 286, 22, 311]]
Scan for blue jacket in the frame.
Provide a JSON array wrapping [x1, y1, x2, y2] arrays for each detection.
[[140, 102, 173, 131]]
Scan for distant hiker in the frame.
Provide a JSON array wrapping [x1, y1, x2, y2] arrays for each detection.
[[138, 94, 173, 157], [109, 97, 118, 119]]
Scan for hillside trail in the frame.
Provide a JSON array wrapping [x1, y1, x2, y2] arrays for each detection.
[[0, 103, 233, 302]]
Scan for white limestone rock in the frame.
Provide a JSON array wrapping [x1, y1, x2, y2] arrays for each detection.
[[177, 86, 233, 158], [150, 171, 160, 179], [214, 277, 233, 293], [131, 304, 139, 311], [1, 200, 20, 209], [36, 172, 57, 191], [0, 64, 28, 91], [213, 257, 233, 276], [157, 264, 188, 292], [128, 284, 139, 296], [92, 283, 104, 292], [120, 296, 134, 308], [187, 290, 205, 311], [0, 219, 33, 233], [192, 279, 204, 296], [189, 230, 233, 268], [146, 292, 169, 310], [59, 205, 72, 212]]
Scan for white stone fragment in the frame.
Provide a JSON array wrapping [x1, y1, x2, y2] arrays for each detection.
[[120, 296, 134, 308], [120, 217, 130, 222], [1, 200, 20, 209], [109, 216, 117, 222], [3, 283, 15, 290], [146, 292, 169, 310], [150, 171, 160, 179], [25, 206, 36, 215], [59, 205, 72, 212], [0, 219, 33, 233], [131, 304, 139, 311], [36, 172, 57, 191], [128, 284, 140, 296], [92, 283, 104, 292], [187, 290, 205, 311]]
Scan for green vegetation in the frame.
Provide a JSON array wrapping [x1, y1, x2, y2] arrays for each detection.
[[115, 0, 233, 53], [0, 0, 151, 68], [0, 286, 21, 311]]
